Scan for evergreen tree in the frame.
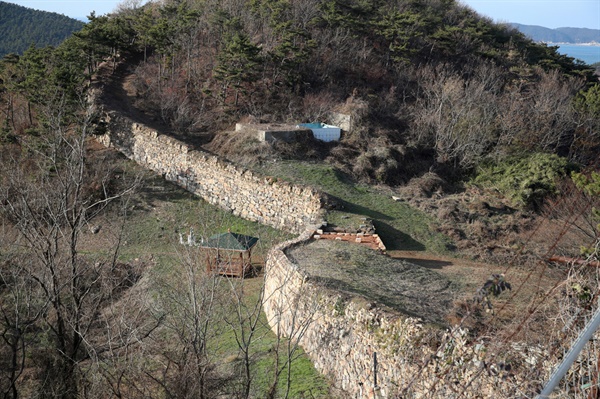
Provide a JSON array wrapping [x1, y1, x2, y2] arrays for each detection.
[[214, 18, 261, 105], [0, 1, 84, 57], [214, 32, 261, 105]]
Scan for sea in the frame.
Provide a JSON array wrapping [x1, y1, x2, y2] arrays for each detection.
[[556, 44, 600, 65]]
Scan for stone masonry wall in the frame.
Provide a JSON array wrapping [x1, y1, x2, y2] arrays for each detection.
[[263, 229, 429, 399], [263, 231, 538, 399], [95, 110, 324, 234], [93, 99, 427, 397], [90, 76, 537, 399]]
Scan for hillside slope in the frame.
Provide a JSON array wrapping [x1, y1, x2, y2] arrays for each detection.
[[0, 1, 599, 397], [0, 1, 84, 57], [110, 0, 598, 181]]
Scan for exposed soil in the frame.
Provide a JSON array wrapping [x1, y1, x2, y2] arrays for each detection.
[[94, 58, 213, 148]]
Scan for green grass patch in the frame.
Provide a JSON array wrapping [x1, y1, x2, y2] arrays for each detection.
[[257, 161, 452, 252], [119, 175, 293, 261], [149, 267, 330, 398], [119, 171, 328, 398]]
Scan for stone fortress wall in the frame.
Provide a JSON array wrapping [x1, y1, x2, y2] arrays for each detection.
[[263, 232, 538, 398], [95, 110, 324, 234], [92, 82, 532, 398], [263, 229, 427, 398], [93, 102, 419, 396]]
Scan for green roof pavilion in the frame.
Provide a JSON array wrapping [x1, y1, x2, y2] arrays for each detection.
[[200, 231, 259, 277], [201, 232, 259, 251]]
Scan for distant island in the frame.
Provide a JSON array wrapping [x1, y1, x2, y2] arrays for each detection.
[[511, 23, 600, 45]]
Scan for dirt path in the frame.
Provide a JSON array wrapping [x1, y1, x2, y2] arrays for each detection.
[[389, 248, 565, 334], [95, 59, 172, 134], [390, 249, 560, 292], [389, 250, 503, 300], [390, 249, 499, 272]]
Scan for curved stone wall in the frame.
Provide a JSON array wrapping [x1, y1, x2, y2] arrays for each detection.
[[90, 75, 542, 399], [263, 229, 427, 398], [262, 231, 542, 398]]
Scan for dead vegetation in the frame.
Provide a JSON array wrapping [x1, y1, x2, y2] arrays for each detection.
[[287, 240, 459, 325], [393, 172, 554, 264]]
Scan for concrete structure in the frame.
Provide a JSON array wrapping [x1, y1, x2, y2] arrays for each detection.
[[235, 122, 313, 143], [235, 121, 342, 143], [298, 122, 341, 142]]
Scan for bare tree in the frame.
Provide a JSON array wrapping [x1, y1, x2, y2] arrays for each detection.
[[0, 252, 45, 399], [151, 244, 226, 399], [498, 68, 582, 154], [222, 271, 266, 399], [0, 103, 140, 398], [263, 255, 322, 399], [115, 0, 144, 16], [411, 63, 503, 168]]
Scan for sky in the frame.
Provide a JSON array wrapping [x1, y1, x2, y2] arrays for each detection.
[[5, 0, 147, 21], [4, 0, 600, 30], [460, 0, 600, 30]]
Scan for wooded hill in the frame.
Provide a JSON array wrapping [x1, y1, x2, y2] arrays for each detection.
[[1, 0, 599, 186], [0, 1, 84, 57], [511, 23, 600, 44], [1, 1, 600, 398]]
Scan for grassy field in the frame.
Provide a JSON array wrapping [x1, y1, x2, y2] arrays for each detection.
[[256, 161, 453, 253], [86, 160, 331, 398]]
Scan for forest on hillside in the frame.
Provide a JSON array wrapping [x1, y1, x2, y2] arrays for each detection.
[[2, 0, 600, 211], [1, 0, 600, 397], [0, 1, 84, 57], [1, 0, 599, 182]]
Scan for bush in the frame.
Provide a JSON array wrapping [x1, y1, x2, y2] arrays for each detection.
[[472, 153, 574, 209]]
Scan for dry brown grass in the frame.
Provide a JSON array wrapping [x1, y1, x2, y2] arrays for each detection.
[[286, 233, 564, 342], [388, 248, 565, 344], [287, 239, 460, 326]]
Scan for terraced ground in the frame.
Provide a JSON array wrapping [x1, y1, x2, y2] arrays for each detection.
[[287, 240, 459, 325]]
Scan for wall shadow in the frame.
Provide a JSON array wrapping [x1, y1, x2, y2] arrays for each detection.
[[392, 257, 453, 269], [373, 220, 425, 251], [329, 197, 426, 251], [330, 196, 393, 221]]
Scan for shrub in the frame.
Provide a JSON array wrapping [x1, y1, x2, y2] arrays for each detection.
[[472, 153, 574, 209]]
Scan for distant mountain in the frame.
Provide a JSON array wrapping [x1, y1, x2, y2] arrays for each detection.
[[0, 1, 84, 57], [511, 23, 600, 44]]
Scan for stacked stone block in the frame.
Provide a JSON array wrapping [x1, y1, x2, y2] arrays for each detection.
[[97, 111, 324, 234]]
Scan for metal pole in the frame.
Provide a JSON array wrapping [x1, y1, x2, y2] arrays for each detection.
[[374, 352, 378, 388], [537, 303, 600, 398]]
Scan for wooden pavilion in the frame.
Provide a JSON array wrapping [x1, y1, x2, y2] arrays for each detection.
[[200, 231, 259, 277]]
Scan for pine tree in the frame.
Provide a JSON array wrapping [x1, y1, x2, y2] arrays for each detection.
[[214, 18, 261, 106]]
